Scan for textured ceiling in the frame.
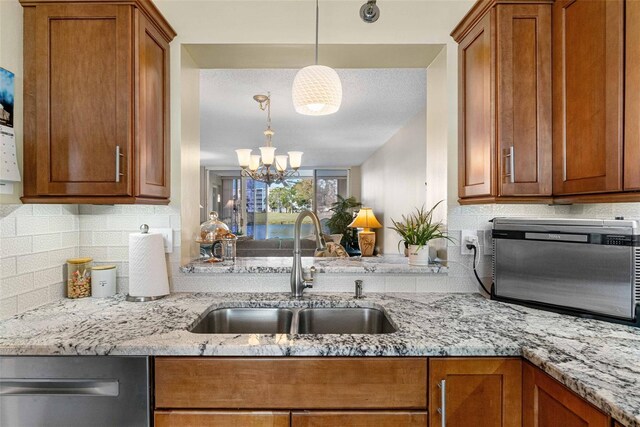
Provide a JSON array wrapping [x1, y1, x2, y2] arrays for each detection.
[[199, 68, 426, 168]]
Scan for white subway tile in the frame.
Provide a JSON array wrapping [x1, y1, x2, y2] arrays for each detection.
[[1, 257, 16, 278], [34, 266, 64, 287], [0, 297, 18, 319], [16, 216, 43, 235], [17, 287, 50, 312], [1, 217, 16, 237], [17, 252, 51, 274], [48, 216, 75, 232], [33, 205, 62, 216], [93, 231, 123, 246], [33, 233, 62, 252], [77, 246, 108, 261], [0, 236, 33, 258], [79, 231, 92, 246], [385, 276, 416, 292], [0, 273, 34, 298], [49, 247, 78, 266], [60, 232, 79, 248], [107, 246, 129, 262], [107, 216, 139, 231], [49, 282, 66, 300]]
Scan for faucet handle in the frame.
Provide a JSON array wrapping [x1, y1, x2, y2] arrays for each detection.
[[303, 266, 317, 287]]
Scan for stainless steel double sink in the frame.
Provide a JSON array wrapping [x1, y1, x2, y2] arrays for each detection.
[[189, 307, 397, 335]]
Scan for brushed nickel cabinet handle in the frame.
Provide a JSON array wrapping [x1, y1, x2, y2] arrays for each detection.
[[503, 146, 515, 183], [115, 146, 125, 183], [437, 379, 446, 426]]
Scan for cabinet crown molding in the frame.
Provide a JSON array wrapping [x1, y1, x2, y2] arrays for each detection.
[[451, 0, 553, 42], [19, 0, 176, 41]]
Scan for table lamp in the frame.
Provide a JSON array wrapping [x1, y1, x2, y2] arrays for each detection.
[[348, 207, 382, 257]]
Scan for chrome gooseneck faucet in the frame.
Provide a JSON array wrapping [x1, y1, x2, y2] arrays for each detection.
[[291, 210, 326, 298]]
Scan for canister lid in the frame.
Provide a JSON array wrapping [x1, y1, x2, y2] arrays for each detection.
[[92, 265, 116, 271], [67, 257, 93, 264]]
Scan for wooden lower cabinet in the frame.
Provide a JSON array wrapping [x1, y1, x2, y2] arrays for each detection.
[[523, 362, 609, 427], [429, 357, 522, 427], [154, 357, 427, 410], [154, 411, 290, 427], [291, 411, 428, 426]]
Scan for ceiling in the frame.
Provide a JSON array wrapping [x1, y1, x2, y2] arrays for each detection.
[[200, 68, 426, 168]]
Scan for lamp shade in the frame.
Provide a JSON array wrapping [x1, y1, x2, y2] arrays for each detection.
[[288, 151, 303, 169], [249, 154, 261, 171], [275, 155, 288, 172], [348, 208, 382, 230], [235, 149, 252, 168], [259, 146, 276, 166], [292, 65, 342, 116]]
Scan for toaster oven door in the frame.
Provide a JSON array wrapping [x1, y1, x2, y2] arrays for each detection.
[[494, 239, 635, 320]]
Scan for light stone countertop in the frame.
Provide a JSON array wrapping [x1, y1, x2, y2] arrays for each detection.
[[0, 292, 639, 426], [180, 254, 447, 274]]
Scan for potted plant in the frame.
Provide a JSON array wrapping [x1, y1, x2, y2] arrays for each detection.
[[388, 201, 452, 265], [326, 195, 362, 256]]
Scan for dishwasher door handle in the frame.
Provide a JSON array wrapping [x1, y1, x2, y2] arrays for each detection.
[[0, 379, 119, 397]]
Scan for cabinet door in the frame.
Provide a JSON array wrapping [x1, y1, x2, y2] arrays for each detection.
[[429, 358, 522, 427], [155, 410, 290, 427], [34, 4, 133, 197], [291, 411, 427, 427], [496, 4, 552, 196], [625, 0, 640, 190], [523, 363, 609, 427], [136, 9, 170, 199], [458, 12, 494, 199], [552, 0, 624, 195]]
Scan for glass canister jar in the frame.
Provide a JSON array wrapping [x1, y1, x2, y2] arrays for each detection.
[[67, 257, 93, 299], [221, 232, 237, 265]]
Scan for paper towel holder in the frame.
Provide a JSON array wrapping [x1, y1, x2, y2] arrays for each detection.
[[126, 224, 168, 303]]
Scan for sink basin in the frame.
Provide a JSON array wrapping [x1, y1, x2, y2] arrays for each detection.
[[189, 308, 294, 334], [189, 306, 397, 335], [297, 308, 396, 334]]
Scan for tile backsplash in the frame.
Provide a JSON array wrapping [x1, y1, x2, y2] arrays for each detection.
[[0, 205, 79, 318], [1, 201, 639, 319], [0, 204, 181, 319]]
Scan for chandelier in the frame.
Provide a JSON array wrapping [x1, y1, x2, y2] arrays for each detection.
[[235, 93, 303, 185]]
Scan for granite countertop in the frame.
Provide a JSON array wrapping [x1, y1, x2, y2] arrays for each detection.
[[180, 254, 447, 274], [0, 293, 639, 426]]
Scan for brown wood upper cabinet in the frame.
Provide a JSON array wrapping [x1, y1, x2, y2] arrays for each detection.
[[429, 357, 523, 427], [452, 0, 553, 203], [20, 0, 175, 205], [552, 0, 624, 196], [523, 362, 610, 427], [625, 0, 640, 191]]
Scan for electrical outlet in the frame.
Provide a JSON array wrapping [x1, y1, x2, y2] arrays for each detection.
[[460, 230, 480, 255], [150, 227, 173, 253]]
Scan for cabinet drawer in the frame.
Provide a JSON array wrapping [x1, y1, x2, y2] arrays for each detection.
[[155, 357, 427, 410], [291, 411, 428, 427], [155, 411, 290, 427]]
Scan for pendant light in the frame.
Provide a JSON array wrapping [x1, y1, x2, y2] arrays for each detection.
[[292, 0, 342, 116]]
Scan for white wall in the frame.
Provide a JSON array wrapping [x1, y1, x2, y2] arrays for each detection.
[[361, 109, 427, 254]]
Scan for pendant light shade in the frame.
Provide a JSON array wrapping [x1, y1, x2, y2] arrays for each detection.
[[292, 65, 342, 116]]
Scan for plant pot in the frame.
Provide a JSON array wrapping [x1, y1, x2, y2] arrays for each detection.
[[408, 244, 430, 266]]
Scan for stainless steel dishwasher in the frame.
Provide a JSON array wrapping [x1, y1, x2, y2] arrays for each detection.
[[0, 356, 150, 427]]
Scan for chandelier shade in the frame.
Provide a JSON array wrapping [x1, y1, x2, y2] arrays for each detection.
[[292, 65, 342, 116]]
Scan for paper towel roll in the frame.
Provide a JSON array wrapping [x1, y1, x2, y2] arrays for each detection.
[[128, 232, 170, 298]]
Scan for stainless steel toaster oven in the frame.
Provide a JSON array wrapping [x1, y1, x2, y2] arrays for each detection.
[[492, 217, 640, 325]]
